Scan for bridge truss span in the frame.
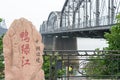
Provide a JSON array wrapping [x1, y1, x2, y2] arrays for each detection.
[[40, 0, 120, 36]]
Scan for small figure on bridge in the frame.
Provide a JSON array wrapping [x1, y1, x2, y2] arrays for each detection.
[[69, 66, 73, 75]]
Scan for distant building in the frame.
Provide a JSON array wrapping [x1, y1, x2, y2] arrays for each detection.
[[0, 19, 7, 29], [0, 19, 7, 36]]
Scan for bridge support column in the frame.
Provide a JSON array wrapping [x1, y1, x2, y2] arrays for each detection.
[[42, 35, 56, 50], [43, 35, 77, 50], [55, 36, 77, 50]]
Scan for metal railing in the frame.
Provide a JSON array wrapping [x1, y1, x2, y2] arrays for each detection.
[[43, 50, 120, 80], [1, 50, 120, 80]]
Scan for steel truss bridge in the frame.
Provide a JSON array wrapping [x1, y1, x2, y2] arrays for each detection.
[[40, 0, 120, 37]]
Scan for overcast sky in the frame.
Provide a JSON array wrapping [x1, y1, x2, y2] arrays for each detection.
[[0, 0, 65, 30]]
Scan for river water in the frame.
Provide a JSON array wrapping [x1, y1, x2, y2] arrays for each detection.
[[77, 37, 108, 50]]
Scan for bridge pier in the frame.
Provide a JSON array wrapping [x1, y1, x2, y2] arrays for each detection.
[[42, 35, 55, 50], [43, 35, 77, 50], [55, 36, 77, 50]]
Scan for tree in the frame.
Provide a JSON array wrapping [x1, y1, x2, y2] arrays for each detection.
[[0, 18, 2, 22], [84, 49, 108, 79], [103, 14, 120, 77], [43, 54, 65, 79], [104, 14, 120, 50], [0, 34, 4, 79], [84, 14, 120, 79]]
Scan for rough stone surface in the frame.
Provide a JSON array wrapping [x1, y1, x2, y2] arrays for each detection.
[[3, 18, 45, 80]]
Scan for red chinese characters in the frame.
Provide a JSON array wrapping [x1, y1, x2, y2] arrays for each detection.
[[21, 44, 30, 55], [20, 30, 30, 67], [36, 40, 41, 63], [22, 56, 30, 67], [20, 30, 30, 42]]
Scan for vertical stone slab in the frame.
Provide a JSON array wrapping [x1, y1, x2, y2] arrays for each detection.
[[3, 18, 45, 80]]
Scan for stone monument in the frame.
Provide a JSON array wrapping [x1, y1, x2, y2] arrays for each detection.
[[3, 18, 45, 80]]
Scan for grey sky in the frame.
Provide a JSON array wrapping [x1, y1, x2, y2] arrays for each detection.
[[0, 0, 65, 30]]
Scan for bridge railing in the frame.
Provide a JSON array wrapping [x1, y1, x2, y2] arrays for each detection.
[[43, 50, 120, 80]]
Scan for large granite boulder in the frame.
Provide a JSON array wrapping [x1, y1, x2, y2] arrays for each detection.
[[3, 18, 44, 80]]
